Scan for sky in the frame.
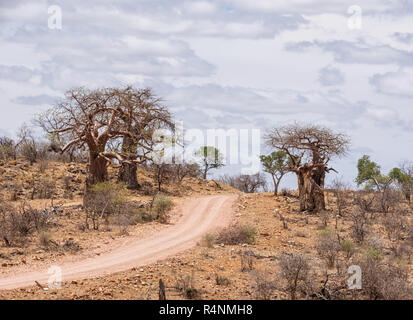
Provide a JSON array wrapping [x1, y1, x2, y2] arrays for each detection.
[[0, 0, 412, 189]]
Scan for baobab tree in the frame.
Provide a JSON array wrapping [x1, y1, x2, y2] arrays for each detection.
[[37, 86, 172, 188], [265, 123, 350, 212], [113, 87, 173, 189]]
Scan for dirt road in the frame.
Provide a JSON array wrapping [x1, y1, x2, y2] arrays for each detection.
[[0, 194, 238, 290]]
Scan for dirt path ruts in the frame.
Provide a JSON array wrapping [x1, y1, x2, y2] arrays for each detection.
[[0, 194, 238, 290]]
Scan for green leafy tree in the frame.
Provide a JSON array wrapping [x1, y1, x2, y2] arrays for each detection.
[[389, 167, 412, 202], [194, 146, 224, 179], [355, 155, 386, 191], [260, 151, 289, 195]]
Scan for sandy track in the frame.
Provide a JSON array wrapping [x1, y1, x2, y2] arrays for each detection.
[[0, 194, 237, 290]]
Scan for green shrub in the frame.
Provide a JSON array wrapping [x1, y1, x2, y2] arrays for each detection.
[[341, 240, 356, 259], [151, 194, 173, 223]]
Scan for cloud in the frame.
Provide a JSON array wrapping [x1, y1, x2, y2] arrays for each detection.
[[286, 40, 413, 66], [0, 65, 37, 82], [370, 69, 413, 98], [393, 32, 413, 44], [318, 66, 345, 86], [13, 94, 59, 105]]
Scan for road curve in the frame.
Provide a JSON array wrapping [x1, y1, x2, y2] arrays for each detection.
[[0, 194, 238, 290]]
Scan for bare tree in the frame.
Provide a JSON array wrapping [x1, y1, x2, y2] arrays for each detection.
[[219, 173, 267, 193], [114, 87, 173, 189], [265, 123, 350, 212], [37, 87, 172, 188]]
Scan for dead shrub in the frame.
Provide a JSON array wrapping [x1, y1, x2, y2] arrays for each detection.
[[353, 191, 375, 214], [62, 239, 81, 252], [349, 209, 369, 243], [0, 203, 49, 246], [83, 182, 127, 230], [240, 250, 255, 272], [278, 253, 312, 300], [251, 270, 277, 300], [382, 213, 407, 243], [175, 271, 201, 300], [202, 233, 216, 248], [316, 228, 341, 268], [358, 257, 411, 300], [215, 224, 257, 245], [38, 231, 52, 247], [215, 274, 231, 286], [38, 159, 49, 173]]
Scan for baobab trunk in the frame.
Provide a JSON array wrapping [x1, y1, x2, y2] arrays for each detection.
[[86, 151, 108, 187], [119, 162, 140, 189], [296, 167, 326, 212], [118, 136, 140, 189]]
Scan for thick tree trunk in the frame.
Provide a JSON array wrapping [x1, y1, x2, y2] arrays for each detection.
[[118, 135, 140, 189], [87, 151, 108, 187], [119, 162, 140, 189], [297, 167, 326, 212]]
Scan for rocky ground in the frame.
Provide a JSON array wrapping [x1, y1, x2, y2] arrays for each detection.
[[1, 160, 413, 300]]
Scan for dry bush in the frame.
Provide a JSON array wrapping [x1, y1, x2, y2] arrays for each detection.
[[0, 136, 17, 161], [349, 209, 369, 243], [240, 250, 255, 272], [83, 182, 127, 230], [329, 177, 351, 216], [215, 274, 231, 286], [382, 213, 407, 243], [171, 163, 201, 183], [0, 203, 50, 246], [62, 239, 81, 252], [353, 191, 376, 214], [358, 256, 411, 300], [215, 224, 257, 245], [34, 177, 57, 200], [251, 270, 277, 300], [219, 173, 266, 193], [318, 210, 330, 227], [150, 194, 173, 223], [37, 158, 49, 173], [316, 228, 341, 268], [175, 271, 201, 299], [38, 231, 52, 247], [201, 233, 216, 248], [278, 253, 312, 300]]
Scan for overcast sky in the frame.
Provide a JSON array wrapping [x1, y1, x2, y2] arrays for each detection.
[[1, 0, 412, 188]]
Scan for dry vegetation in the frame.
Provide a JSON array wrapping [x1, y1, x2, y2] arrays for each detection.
[[2, 179, 413, 300]]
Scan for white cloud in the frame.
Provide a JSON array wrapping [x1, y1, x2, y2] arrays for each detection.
[[370, 69, 413, 98]]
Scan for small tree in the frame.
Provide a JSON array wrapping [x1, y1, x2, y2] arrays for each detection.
[[389, 166, 412, 203], [219, 173, 266, 193], [356, 155, 400, 213], [260, 151, 289, 195], [0, 136, 17, 161], [194, 146, 224, 179]]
